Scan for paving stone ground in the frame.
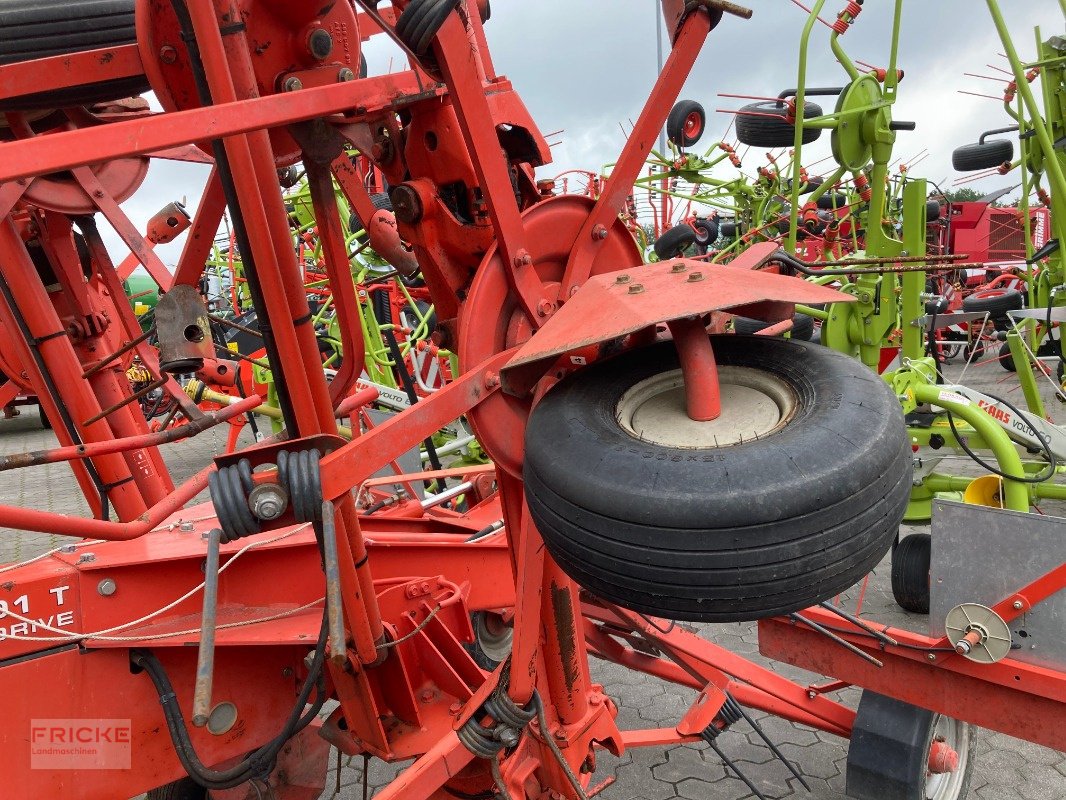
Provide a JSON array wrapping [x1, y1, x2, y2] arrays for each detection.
[[0, 352, 1062, 799]]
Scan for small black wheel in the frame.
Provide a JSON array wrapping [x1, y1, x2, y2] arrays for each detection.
[[998, 341, 1017, 372], [525, 335, 910, 622], [349, 192, 395, 244], [847, 691, 976, 800], [731, 312, 814, 341], [961, 288, 1024, 319], [466, 611, 513, 671], [925, 199, 943, 222], [719, 220, 741, 240], [277, 166, 301, 189], [735, 100, 823, 147], [816, 192, 850, 210], [952, 139, 1014, 172], [891, 533, 930, 614], [692, 218, 719, 247], [0, 0, 149, 112], [653, 224, 698, 260], [667, 100, 706, 148], [146, 777, 207, 800], [399, 299, 437, 337]]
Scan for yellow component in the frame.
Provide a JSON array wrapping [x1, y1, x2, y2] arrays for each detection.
[[228, 342, 239, 353], [963, 475, 1004, 509]]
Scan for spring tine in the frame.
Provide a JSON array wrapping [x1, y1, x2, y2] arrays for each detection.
[[732, 697, 811, 792], [192, 527, 222, 727], [321, 500, 347, 667], [818, 601, 899, 646], [705, 738, 769, 800], [789, 614, 884, 667]]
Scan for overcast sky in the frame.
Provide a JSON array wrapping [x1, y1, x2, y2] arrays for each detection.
[[112, 1, 1062, 268]]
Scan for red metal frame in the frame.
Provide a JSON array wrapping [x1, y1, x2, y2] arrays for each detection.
[[0, 2, 1059, 799]]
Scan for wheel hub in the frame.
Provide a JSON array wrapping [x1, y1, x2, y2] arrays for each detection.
[[616, 365, 797, 448]]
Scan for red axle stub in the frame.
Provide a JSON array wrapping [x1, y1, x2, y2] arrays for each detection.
[[666, 316, 721, 421], [928, 738, 960, 774]]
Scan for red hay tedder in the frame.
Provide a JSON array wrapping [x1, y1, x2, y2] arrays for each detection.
[[0, 2, 1061, 799]]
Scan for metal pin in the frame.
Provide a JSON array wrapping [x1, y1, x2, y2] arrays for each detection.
[[818, 602, 899, 646], [789, 613, 884, 667]]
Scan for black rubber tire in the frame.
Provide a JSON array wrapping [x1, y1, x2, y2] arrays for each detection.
[[719, 220, 741, 240], [731, 312, 814, 341], [395, 0, 460, 56], [925, 199, 943, 222], [961, 288, 1024, 318], [890, 533, 930, 614], [735, 101, 823, 147], [847, 692, 976, 800], [146, 778, 208, 800], [524, 336, 910, 622], [925, 297, 950, 315], [399, 299, 437, 337], [692, 218, 719, 246], [465, 611, 512, 671], [653, 224, 697, 260], [0, 0, 149, 112], [999, 340, 1017, 372], [667, 100, 706, 148], [816, 192, 849, 210], [952, 139, 1014, 172], [349, 193, 395, 244]]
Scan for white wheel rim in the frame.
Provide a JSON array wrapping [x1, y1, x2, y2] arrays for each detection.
[[925, 716, 970, 799], [616, 366, 798, 449]]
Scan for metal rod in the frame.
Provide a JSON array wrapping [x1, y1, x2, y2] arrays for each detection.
[[420, 481, 474, 510], [321, 500, 347, 667], [788, 613, 884, 667], [704, 738, 768, 800], [818, 601, 899, 646], [81, 378, 167, 427], [192, 527, 222, 728], [81, 327, 155, 379], [732, 698, 811, 791]]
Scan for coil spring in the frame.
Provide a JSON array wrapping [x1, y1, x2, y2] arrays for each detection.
[[395, 0, 461, 56], [701, 693, 745, 742], [277, 449, 323, 524], [209, 458, 260, 544]]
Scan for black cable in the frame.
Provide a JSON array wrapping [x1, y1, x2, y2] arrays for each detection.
[[169, 0, 300, 436], [944, 388, 1057, 484], [131, 609, 329, 790]]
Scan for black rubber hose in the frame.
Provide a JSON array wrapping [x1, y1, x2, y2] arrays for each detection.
[[130, 609, 329, 790], [945, 390, 1056, 484], [382, 329, 444, 475], [169, 0, 300, 436]]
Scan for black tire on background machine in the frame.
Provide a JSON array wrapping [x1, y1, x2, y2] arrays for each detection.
[[0, 0, 150, 111], [735, 100, 823, 147], [524, 335, 911, 622], [890, 533, 931, 614]]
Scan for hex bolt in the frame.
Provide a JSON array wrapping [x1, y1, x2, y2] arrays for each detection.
[[78, 553, 96, 564], [496, 727, 521, 748], [536, 299, 554, 317], [97, 578, 117, 597], [249, 483, 289, 522], [615, 274, 631, 284], [60, 545, 77, 554], [927, 653, 937, 661], [283, 76, 303, 92], [337, 67, 356, 82], [592, 224, 608, 240], [159, 45, 178, 65], [688, 272, 705, 282], [180, 521, 195, 532], [1012, 600, 1024, 610], [628, 284, 644, 294], [671, 262, 687, 273]]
